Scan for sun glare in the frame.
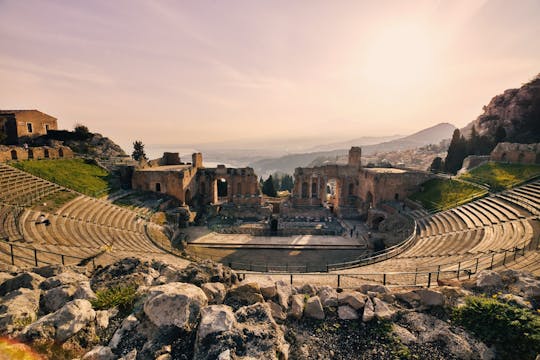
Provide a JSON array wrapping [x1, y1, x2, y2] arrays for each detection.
[[362, 23, 435, 92]]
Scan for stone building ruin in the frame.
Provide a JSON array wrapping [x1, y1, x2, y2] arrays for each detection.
[[292, 147, 432, 216], [0, 110, 58, 144], [490, 142, 540, 164], [131, 152, 262, 207]]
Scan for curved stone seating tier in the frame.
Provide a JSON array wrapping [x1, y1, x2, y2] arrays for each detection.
[[0, 205, 23, 241]]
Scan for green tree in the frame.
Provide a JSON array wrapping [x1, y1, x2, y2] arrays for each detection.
[[271, 173, 281, 192], [280, 174, 294, 191], [132, 140, 147, 161], [444, 129, 467, 174], [429, 157, 444, 173], [262, 175, 277, 197], [74, 123, 91, 137]]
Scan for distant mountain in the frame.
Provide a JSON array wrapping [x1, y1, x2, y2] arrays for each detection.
[[249, 122, 456, 176], [304, 135, 402, 152], [461, 73, 540, 143]]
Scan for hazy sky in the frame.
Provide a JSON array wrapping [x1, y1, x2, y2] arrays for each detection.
[[1, 0, 539, 151]]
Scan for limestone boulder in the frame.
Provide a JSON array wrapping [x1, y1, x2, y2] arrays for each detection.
[[267, 300, 287, 322], [357, 284, 389, 294], [255, 278, 277, 299], [143, 282, 207, 330], [74, 281, 98, 301], [0, 272, 45, 296], [289, 294, 305, 319], [177, 259, 237, 286], [338, 305, 358, 320], [414, 289, 445, 307], [305, 296, 325, 320], [373, 297, 395, 320], [395, 291, 421, 308], [197, 305, 236, 340], [362, 297, 375, 322], [82, 346, 115, 360], [40, 271, 88, 290], [476, 270, 503, 289], [95, 310, 110, 329], [201, 282, 227, 304], [91, 257, 160, 291], [21, 299, 96, 342], [41, 284, 78, 313], [275, 280, 292, 310], [109, 314, 139, 350], [32, 264, 72, 278], [318, 286, 338, 307], [399, 312, 494, 360], [338, 291, 367, 310], [224, 282, 264, 310], [297, 283, 318, 296], [194, 303, 289, 360], [0, 288, 40, 334]]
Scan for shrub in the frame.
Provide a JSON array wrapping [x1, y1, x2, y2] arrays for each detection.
[[452, 296, 540, 360], [91, 285, 138, 311]]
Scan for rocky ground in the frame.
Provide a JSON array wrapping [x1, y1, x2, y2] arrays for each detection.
[[0, 257, 539, 360]]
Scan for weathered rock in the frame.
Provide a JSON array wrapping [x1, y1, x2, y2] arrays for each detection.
[[289, 294, 305, 319], [177, 259, 237, 286], [32, 264, 70, 278], [95, 310, 110, 329], [74, 281, 98, 301], [257, 278, 277, 299], [362, 297, 374, 322], [510, 271, 540, 299], [0, 272, 13, 285], [305, 296, 325, 320], [144, 282, 207, 329], [338, 305, 358, 320], [201, 282, 227, 304], [82, 346, 115, 360], [357, 284, 389, 294], [392, 324, 417, 345], [267, 300, 287, 322], [415, 289, 445, 307], [109, 314, 139, 350], [118, 349, 138, 360], [0, 288, 40, 333], [399, 312, 494, 360], [275, 280, 292, 310], [195, 303, 288, 360], [197, 305, 236, 340], [373, 297, 395, 320], [338, 291, 367, 310], [0, 272, 45, 296], [476, 270, 503, 289], [224, 282, 264, 310], [40, 271, 88, 290], [41, 284, 78, 313], [297, 283, 317, 296], [318, 286, 338, 307], [91, 257, 159, 291], [21, 299, 96, 342], [395, 291, 421, 308]]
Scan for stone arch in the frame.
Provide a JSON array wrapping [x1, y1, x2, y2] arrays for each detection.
[[311, 182, 317, 198], [10, 149, 17, 160], [155, 183, 161, 192], [218, 178, 228, 197], [237, 182, 242, 195], [518, 152, 525, 163], [58, 148, 64, 158], [372, 215, 385, 230], [501, 152, 507, 161], [44, 148, 50, 158], [394, 193, 399, 200], [28, 148, 34, 159], [301, 182, 308, 198]]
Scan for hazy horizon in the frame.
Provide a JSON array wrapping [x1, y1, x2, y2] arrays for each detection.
[[1, 0, 539, 152]]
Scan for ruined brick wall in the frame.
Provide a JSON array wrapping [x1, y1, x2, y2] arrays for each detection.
[[0, 145, 73, 162], [490, 142, 540, 164]]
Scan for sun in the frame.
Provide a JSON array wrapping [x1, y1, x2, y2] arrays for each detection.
[[362, 23, 436, 92]]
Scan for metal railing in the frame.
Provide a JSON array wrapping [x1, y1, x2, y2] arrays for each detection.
[[0, 239, 98, 269]]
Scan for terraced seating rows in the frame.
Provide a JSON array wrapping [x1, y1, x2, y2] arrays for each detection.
[[0, 163, 64, 206]]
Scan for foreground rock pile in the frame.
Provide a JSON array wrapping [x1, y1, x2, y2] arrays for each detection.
[[0, 257, 539, 359]]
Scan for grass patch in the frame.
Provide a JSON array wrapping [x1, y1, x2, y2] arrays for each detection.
[[90, 285, 138, 311], [409, 178, 486, 212], [452, 295, 540, 360], [12, 158, 117, 197], [459, 161, 540, 191], [32, 189, 78, 212]]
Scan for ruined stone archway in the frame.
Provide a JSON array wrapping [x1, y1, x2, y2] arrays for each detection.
[[301, 182, 308, 198], [10, 150, 17, 160], [58, 148, 64, 158], [217, 178, 228, 197]]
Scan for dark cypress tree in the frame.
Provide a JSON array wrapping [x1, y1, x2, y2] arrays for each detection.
[[429, 157, 444, 173], [444, 129, 467, 174], [132, 140, 147, 161], [280, 174, 294, 191], [494, 125, 507, 144], [262, 175, 277, 197]]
